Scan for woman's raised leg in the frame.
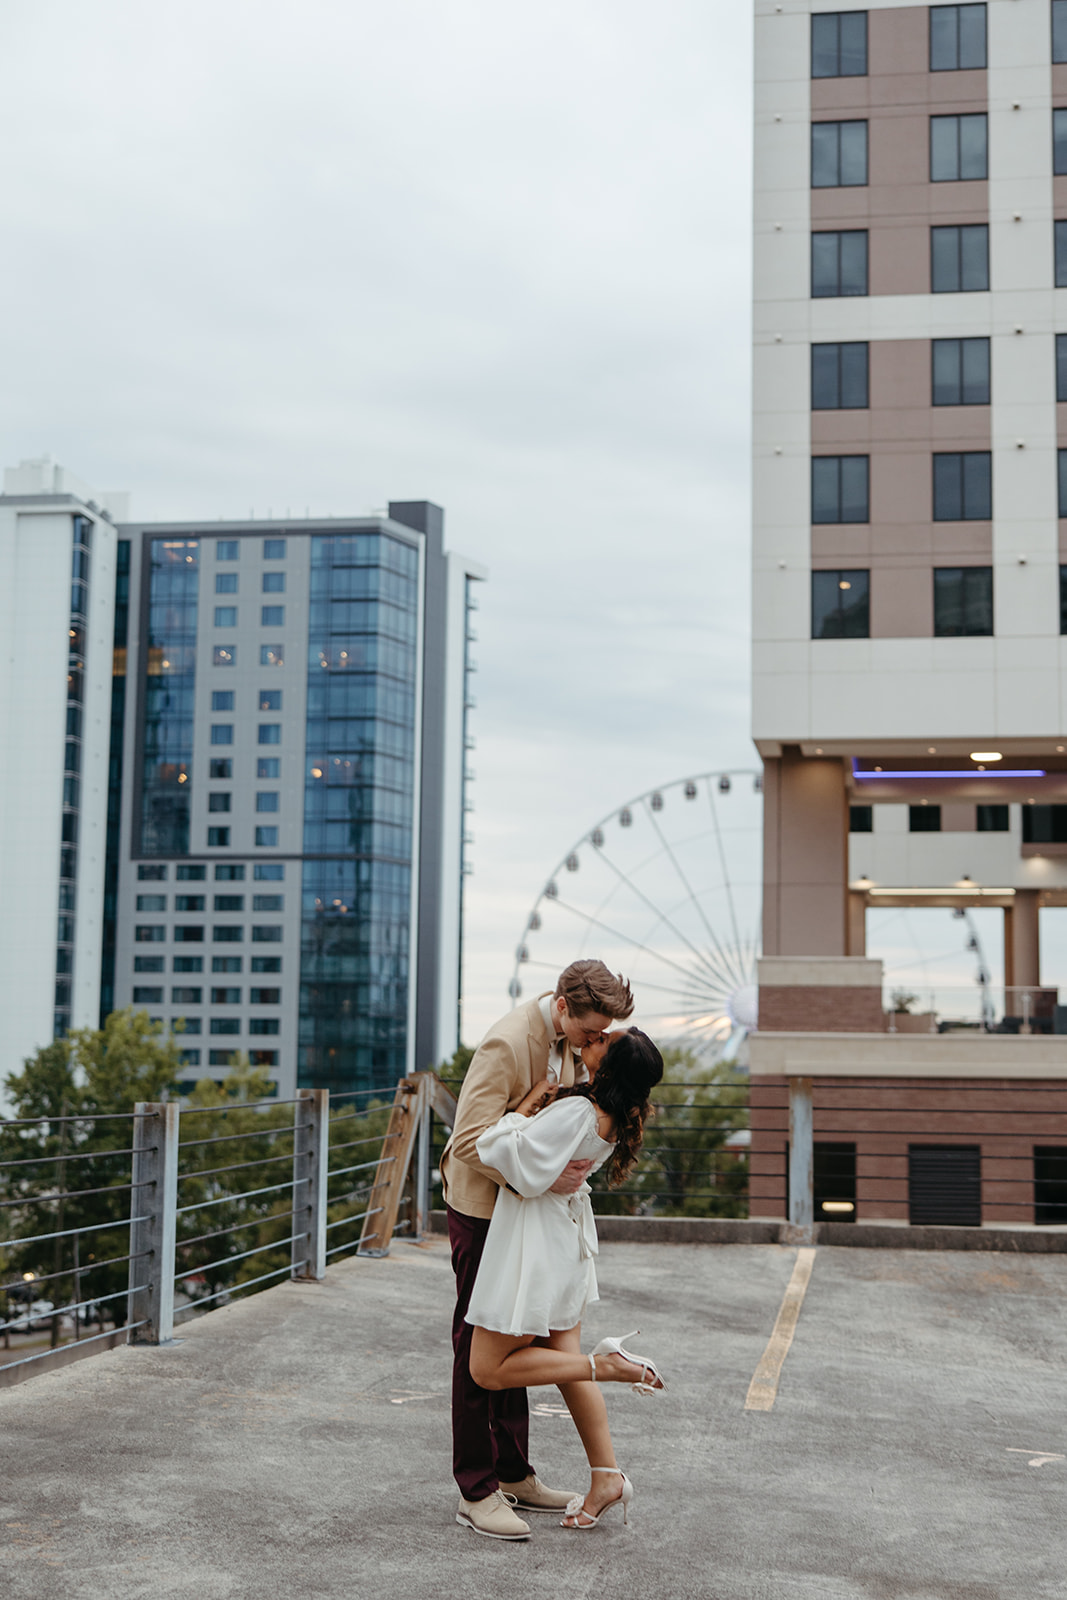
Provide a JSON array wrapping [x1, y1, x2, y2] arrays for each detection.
[[469, 1325, 650, 1392]]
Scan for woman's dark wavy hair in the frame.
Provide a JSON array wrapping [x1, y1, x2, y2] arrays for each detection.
[[560, 1027, 664, 1186]]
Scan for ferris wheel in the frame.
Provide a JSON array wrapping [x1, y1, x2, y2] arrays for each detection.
[[509, 770, 763, 1063]]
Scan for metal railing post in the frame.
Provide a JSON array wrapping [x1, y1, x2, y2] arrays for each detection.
[[292, 1089, 329, 1280], [786, 1076, 814, 1245], [128, 1101, 179, 1344], [413, 1079, 431, 1241]]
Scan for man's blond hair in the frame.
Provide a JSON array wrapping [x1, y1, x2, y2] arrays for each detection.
[[555, 959, 634, 1021]]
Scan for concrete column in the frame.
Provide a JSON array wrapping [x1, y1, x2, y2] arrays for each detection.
[[128, 1102, 178, 1344], [1004, 891, 1041, 995], [787, 1076, 814, 1244], [292, 1088, 329, 1281], [847, 891, 867, 957], [762, 748, 849, 956]]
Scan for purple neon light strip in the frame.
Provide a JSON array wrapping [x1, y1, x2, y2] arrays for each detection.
[[852, 762, 1046, 780]]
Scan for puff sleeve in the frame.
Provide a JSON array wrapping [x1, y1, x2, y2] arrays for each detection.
[[474, 1097, 599, 1198]]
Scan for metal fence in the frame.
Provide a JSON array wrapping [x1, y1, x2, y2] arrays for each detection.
[[0, 1086, 405, 1385]]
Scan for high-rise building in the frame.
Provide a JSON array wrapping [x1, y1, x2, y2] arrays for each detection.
[[750, 3, 1067, 1228], [110, 503, 483, 1097], [0, 460, 129, 1085]]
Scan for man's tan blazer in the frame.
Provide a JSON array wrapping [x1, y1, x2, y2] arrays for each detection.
[[440, 993, 576, 1220]]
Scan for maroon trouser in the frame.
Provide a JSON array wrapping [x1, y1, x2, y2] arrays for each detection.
[[447, 1204, 534, 1502]]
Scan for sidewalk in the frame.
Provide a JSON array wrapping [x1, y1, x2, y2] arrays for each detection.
[[4, 1236, 1067, 1599]]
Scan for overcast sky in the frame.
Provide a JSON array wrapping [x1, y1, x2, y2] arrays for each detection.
[[0, 0, 754, 1044]]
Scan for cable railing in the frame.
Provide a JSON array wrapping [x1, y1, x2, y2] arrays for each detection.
[[0, 1083, 413, 1386]]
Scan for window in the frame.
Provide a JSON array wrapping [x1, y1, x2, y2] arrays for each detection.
[[1055, 109, 1067, 175], [930, 5, 986, 70], [211, 724, 233, 745], [812, 457, 869, 523], [133, 986, 163, 1004], [262, 572, 286, 593], [138, 864, 167, 881], [250, 987, 281, 1004], [814, 1142, 856, 1221], [933, 452, 992, 520], [253, 894, 283, 911], [1059, 451, 1067, 517], [209, 759, 232, 779], [1061, 567, 1067, 634], [811, 11, 867, 77], [811, 343, 868, 409], [251, 956, 282, 972], [811, 231, 868, 297], [1057, 226, 1067, 290], [215, 864, 245, 880], [136, 894, 166, 912], [1035, 1148, 1067, 1223], [263, 538, 286, 560], [213, 956, 243, 973], [173, 955, 204, 972], [849, 806, 873, 833], [930, 113, 987, 180], [252, 925, 283, 942], [259, 724, 281, 744], [214, 609, 237, 629], [208, 793, 232, 813], [211, 691, 234, 712], [213, 925, 244, 942], [976, 805, 1009, 831], [811, 120, 868, 187], [215, 573, 238, 595], [249, 1018, 280, 1035], [180, 1050, 202, 1068], [1025, 805, 1067, 843], [811, 570, 870, 639], [258, 689, 282, 711], [171, 986, 202, 1004], [176, 864, 207, 882], [211, 987, 241, 1004], [931, 225, 989, 292], [254, 863, 284, 881], [932, 338, 990, 405], [250, 1051, 279, 1068], [909, 806, 942, 832], [257, 758, 280, 779], [210, 1018, 241, 1035], [175, 895, 205, 912], [134, 956, 165, 973], [136, 925, 166, 943], [216, 540, 239, 561], [933, 567, 993, 636], [256, 792, 279, 813], [210, 1049, 239, 1065], [207, 827, 230, 847], [214, 894, 244, 911], [261, 644, 284, 667], [1056, 2, 1067, 62], [908, 1146, 980, 1227], [174, 925, 205, 943], [261, 605, 285, 626], [255, 826, 279, 846]]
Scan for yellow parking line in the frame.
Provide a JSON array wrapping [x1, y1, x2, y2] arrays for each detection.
[[744, 1247, 817, 1412]]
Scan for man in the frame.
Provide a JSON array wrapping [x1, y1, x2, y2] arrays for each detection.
[[440, 958, 635, 1540]]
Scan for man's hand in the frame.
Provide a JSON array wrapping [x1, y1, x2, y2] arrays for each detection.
[[548, 1159, 595, 1195], [515, 1078, 559, 1117]]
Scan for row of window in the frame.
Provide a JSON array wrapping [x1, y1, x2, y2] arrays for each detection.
[[812, 567, 994, 637], [812, 7, 1026, 79], [133, 986, 281, 1004], [812, 114, 988, 188], [813, 338, 992, 410], [137, 862, 285, 880], [217, 538, 287, 560], [206, 759, 281, 779], [134, 1013, 282, 1035], [212, 644, 285, 666], [811, 451, 992, 524], [211, 723, 282, 744], [207, 792, 281, 814], [214, 573, 286, 595], [849, 803, 1009, 833], [135, 924, 285, 942], [207, 827, 279, 847], [215, 606, 286, 626], [134, 955, 282, 972], [136, 894, 284, 911], [812, 225, 990, 297], [179, 1050, 279, 1070]]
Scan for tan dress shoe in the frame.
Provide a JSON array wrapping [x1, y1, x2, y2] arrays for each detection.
[[456, 1490, 531, 1540], [498, 1474, 580, 1512]]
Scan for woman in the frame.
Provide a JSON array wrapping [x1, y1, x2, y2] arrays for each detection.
[[466, 1027, 665, 1530]]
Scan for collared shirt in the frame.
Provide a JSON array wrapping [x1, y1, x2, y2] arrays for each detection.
[[538, 994, 588, 1085]]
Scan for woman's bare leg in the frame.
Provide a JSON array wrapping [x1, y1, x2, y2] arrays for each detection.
[[549, 1325, 625, 1525], [469, 1325, 650, 1392]]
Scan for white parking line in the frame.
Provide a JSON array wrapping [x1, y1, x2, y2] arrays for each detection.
[[744, 1247, 817, 1413]]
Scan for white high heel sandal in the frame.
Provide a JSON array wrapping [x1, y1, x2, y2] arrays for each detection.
[[560, 1468, 634, 1530], [590, 1329, 667, 1394]]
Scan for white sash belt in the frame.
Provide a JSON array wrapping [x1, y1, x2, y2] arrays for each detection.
[[567, 1188, 599, 1261]]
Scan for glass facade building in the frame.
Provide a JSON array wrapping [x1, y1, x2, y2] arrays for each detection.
[[140, 540, 198, 855]]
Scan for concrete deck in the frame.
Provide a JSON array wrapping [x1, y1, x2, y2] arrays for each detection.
[[4, 1237, 1067, 1599]]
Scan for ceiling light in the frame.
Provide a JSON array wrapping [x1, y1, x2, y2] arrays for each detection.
[[970, 751, 1002, 762]]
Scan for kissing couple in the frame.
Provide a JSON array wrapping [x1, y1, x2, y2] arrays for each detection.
[[439, 958, 666, 1539]]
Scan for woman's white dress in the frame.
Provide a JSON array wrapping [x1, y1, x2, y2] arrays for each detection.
[[465, 1096, 614, 1338]]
